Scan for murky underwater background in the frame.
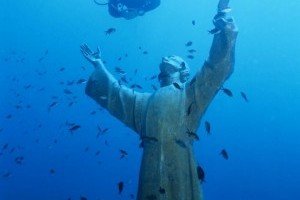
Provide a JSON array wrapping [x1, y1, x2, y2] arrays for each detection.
[[1, 0, 300, 199]]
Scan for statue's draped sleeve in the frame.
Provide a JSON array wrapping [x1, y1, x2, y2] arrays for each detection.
[[85, 67, 150, 135], [186, 26, 238, 129]]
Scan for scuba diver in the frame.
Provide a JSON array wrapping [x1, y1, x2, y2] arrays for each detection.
[[94, 0, 161, 19], [81, 0, 237, 199]]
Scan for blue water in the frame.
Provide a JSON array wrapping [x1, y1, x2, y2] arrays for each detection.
[[1, 0, 300, 199]]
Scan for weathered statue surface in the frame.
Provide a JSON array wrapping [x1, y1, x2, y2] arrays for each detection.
[[80, 0, 238, 199]]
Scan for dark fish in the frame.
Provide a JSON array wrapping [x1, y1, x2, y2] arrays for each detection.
[[220, 149, 229, 160], [95, 150, 100, 156], [90, 111, 96, 115], [45, 50, 49, 55], [130, 194, 135, 199], [2, 172, 12, 178], [15, 156, 24, 164], [48, 101, 58, 112], [105, 27, 116, 35], [143, 51, 148, 54], [38, 57, 44, 62], [80, 196, 88, 200], [120, 77, 129, 84], [186, 129, 199, 141], [197, 165, 205, 183], [192, 20, 196, 25], [118, 56, 122, 61], [63, 88, 73, 94], [205, 121, 211, 134], [77, 78, 87, 84], [69, 125, 81, 132], [241, 91, 249, 102], [5, 114, 12, 119], [120, 149, 128, 159], [185, 41, 193, 47], [49, 168, 56, 174], [175, 139, 187, 148], [149, 75, 157, 80], [24, 84, 32, 89], [118, 181, 124, 194], [186, 102, 195, 116], [2, 143, 8, 150], [141, 136, 158, 147], [221, 87, 233, 97], [159, 187, 166, 194], [59, 67, 65, 72], [187, 55, 194, 59], [172, 82, 182, 90], [188, 49, 197, 53], [115, 67, 126, 75]]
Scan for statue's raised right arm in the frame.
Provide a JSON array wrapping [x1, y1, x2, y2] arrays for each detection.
[[186, 1, 238, 128]]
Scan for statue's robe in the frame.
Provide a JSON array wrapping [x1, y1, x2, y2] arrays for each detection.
[[85, 26, 237, 200]]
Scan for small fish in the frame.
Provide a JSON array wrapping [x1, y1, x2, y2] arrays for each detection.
[[130, 194, 135, 199], [5, 114, 12, 119], [95, 150, 100, 156], [175, 139, 187, 148], [119, 149, 128, 159], [38, 57, 45, 62], [192, 20, 196, 25], [118, 181, 124, 194], [48, 101, 58, 112], [63, 89, 73, 94], [186, 55, 194, 59], [90, 111, 96, 115], [2, 172, 12, 178], [186, 129, 199, 141], [115, 67, 126, 75], [2, 143, 8, 150], [59, 67, 65, 72], [172, 82, 182, 90], [80, 196, 88, 200], [159, 187, 166, 194], [49, 168, 56, 174], [149, 75, 157, 80], [197, 165, 205, 183], [141, 136, 159, 146], [240, 91, 249, 102], [220, 149, 229, 160], [185, 41, 193, 47], [77, 78, 87, 84], [105, 27, 116, 35], [143, 51, 148, 54], [205, 121, 211, 134], [221, 87, 233, 97], [186, 102, 194, 116], [69, 125, 81, 132], [188, 49, 197, 53], [120, 77, 128, 84]]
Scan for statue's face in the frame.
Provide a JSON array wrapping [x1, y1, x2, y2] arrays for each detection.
[[159, 56, 190, 84]]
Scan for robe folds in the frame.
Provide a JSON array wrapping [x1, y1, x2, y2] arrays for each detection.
[[85, 26, 238, 200]]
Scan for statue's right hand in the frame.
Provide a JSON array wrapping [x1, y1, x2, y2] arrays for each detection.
[[80, 44, 102, 66]]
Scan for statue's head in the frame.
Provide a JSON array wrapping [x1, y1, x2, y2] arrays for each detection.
[[158, 55, 190, 87]]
